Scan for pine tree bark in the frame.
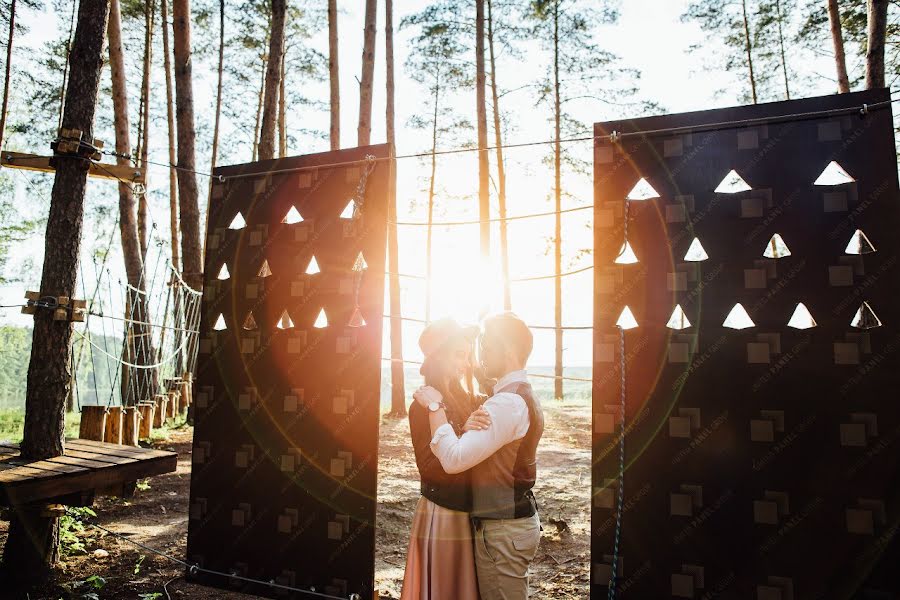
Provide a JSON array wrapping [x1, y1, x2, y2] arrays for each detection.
[[552, 0, 563, 400], [172, 0, 203, 294], [109, 0, 157, 405], [0, 0, 15, 153], [358, 0, 377, 146], [258, 0, 286, 160], [385, 0, 404, 417], [279, 49, 286, 157], [865, 0, 888, 89], [137, 0, 154, 261], [487, 0, 510, 310], [741, 0, 758, 103], [210, 0, 224, 171], [1, 0, 110, 583], [476, 0, 490, 266], [425, 73, 439, 324], [252, 56, 266, 161], [775, 0, 790, 99], [827, 0, 851, 93], [328, 0, 340, 150]]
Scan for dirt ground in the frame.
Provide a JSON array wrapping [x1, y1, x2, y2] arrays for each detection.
[[0, 402, 591, 599]]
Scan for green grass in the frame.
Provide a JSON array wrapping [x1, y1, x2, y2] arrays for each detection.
[[0, 408, 81, 443]]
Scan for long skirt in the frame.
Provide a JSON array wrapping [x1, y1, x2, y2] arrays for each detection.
[[399, 496, 480, 600]]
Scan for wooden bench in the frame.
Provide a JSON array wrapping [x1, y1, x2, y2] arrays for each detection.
[[0, 439, 177, 507]]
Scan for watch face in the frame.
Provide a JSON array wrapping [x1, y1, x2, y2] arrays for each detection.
[[428, 401, 441, 412]]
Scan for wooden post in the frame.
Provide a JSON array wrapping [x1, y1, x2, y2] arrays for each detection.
[[78, 406, 108, 441], [179, 375, 191, 409], [104, 406, 124, 444], [167, 390, 179, 420], [153, 395, 168, 428], [138, 402, 155, 439], [121, 406, 140, 446]]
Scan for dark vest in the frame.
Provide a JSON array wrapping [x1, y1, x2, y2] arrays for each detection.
[[471, 381, 544, 519], [408, 402, 471, 512]]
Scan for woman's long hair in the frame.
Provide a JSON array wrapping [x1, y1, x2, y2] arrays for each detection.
[[419, 337, 477, 433]]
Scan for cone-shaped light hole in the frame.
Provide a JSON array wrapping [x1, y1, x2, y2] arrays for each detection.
[[352, 251, 368, 272], [258, 259, 272, 278], [242, 311, 258, 330], [217, 263, 230, 280], [715, 169, 752, 194], [814, 161, 855, 186], [666, 304, 692, 330], [340, 201, 355, 219], [348, 307, 367, 328], [787, 302, 817, 329], [763, 233, 791, 259], [228, 212, 247, 230], [684, 238, 709, 262], [614, 240, 639, 265], [616, 306, 639, 330], [723, 303, 755, 329], [213, 314, 227, 331], [851, 301, 882, 329], [626, 177, 660, 201], [277, 309, 295, 329], [314, 308, 329, 328], [305, 256, 321, 275], [282, 206, 304, 224], [844, 229, 876, 255]]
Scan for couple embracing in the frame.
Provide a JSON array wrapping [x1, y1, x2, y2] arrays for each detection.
[[400, 312, 544, 600]]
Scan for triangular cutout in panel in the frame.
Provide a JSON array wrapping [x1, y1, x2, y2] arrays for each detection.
[[684, 238, 709, 262], [352, 251, 368, 272], [217, 263, 230, 280], [787, 303, 817, 329], [305, 256, 321, 275], [277, 309, 295, 330], [763, 233, 791, 258], [242, 312, 258, 330], [258, 259, 273, 278], [282, 206, 304, 224], [616, 306, 639, 330], [851, 301, 882, 329], [228, 212, 247, 230], [844, 229, 876, 255], [723, 303, 755, 329], [614, 240, 639, 265], [348, 307, 367, 328], [626, 177, 660, 201], [213, 314, 227, 331], [340, 201, 355, 219], [714, 169, 752, 194], [314, 308, 329, 328], [666, 304, 692, 330], [814, 161, 855, 186]]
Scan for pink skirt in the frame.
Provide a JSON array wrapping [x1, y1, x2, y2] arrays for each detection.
[[400, 496, 480, 600]]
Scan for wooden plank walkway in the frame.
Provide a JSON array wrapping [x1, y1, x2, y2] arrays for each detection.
[[0, 439, 177, 506]]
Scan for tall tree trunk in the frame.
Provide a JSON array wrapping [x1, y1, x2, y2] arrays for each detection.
[[328, 0, 340, 150], [475, 0, 490, 267], [827, 0, 851, 93], [487, 0, 510, 311], [1, 0, 109, 583], [252, 56, 266, 161], [258, 0, 285, 160], [210, 0, 224, 171], [552, 0, 563, 400], [358, 0, 377, 146], [425, 74, 439, 324], [865, 0, 888, 89], [137, 0, 155, 261], [57, 0, 76, 130], [775, 0, 790, 99], [109, 0, 156, 406], [162, 0, 183, 373], [278, 48, 286, 157], [385, 0, 404, 417], [0, 0, 14, 152], [172, 0, 203, 294], [741, 0, 758, 103]]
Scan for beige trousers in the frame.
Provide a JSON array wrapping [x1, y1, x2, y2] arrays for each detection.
[[472, 512, 541, 600]]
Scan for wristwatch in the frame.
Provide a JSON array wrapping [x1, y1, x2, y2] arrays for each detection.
[[427, 401, 445, 413]]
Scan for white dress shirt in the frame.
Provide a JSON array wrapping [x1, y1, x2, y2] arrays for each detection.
[[429, 369, 531, 475]]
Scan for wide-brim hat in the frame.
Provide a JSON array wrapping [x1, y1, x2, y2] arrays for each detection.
[[418, 318, 479, 359]]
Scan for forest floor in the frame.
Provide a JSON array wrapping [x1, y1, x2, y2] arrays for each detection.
[[0, 400, 591, 599]]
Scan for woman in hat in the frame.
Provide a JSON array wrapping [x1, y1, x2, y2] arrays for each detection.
[[400, 318, 490, 600]]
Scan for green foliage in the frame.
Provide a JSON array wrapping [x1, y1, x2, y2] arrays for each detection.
[[58, 507, 97, 556]]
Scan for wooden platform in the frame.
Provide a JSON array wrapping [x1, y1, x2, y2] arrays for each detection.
[[0, 439, 177, 506]]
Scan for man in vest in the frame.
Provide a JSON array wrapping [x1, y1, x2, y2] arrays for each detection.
[[413, 312, 544, 600]]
